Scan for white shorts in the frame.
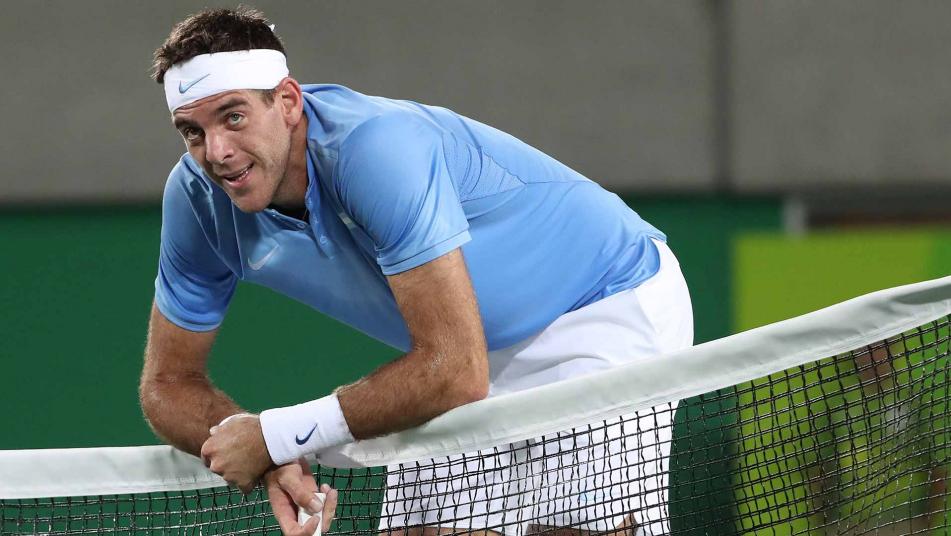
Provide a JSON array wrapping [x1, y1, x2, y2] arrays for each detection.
[[379, 240, 694, 535]]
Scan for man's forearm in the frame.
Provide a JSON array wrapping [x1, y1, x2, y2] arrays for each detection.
[[141, 304, 241, 457], [260, 344, 486, 467], [336, 345, 488, 440], [140, 374, 244, 456], [260, 249, 489, 464], [335, 248, 490, 440]]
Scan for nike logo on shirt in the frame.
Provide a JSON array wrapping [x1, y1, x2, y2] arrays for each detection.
[[178, 73, 210, 94], [295, 423, 319, 445], [248, 246, 279, 271]]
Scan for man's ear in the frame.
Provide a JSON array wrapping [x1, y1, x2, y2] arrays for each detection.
[[275, 77, 304, 126]]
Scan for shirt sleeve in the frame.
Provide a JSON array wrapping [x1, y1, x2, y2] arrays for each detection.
[[334, 112, 470, 275], [153, 163, 238, 331]]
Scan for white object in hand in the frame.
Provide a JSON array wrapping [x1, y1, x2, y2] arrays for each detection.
[[298, 492, 326, 536]]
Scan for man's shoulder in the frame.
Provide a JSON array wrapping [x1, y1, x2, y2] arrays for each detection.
[[164, 154, 218, 203], [302, 84, 442, 148], [167, 153, 204, 183], [161, 154, 233, 234], [327, 111, 445, 198], [355, 109, 436, 140]]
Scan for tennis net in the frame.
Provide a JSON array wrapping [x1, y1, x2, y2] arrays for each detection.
[[2, 276, 950, 535]]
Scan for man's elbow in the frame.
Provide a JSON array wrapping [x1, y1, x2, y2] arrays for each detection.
[[455, 376, 489, 406], [445, 349, 490, 408], [138, 374, 167, 432], [138, 371, 191, 434]]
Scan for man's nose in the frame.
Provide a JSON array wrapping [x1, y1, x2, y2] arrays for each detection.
[[205, 131, 234, 166]]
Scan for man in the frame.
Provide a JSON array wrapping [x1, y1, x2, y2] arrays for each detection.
[[139, 7, 693, 536]]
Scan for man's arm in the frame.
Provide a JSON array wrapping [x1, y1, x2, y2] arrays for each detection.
[[336, 247, 489, 439], [139, 303, 243, 456], [199, 247, 487, 489], [144, 302, 336, 531]]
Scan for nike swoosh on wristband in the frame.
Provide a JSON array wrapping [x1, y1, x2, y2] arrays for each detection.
[[248, 246, 279, 271], [295, 423, 319, 445], [178, 73, 210, 94]]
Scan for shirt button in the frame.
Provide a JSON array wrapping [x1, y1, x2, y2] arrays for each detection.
[[297, 222, 307, 229], [318, 236, 329, 245]]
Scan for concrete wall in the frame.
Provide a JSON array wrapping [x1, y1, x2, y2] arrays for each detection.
[[731, 1, 951, 191], [0, 0, 714, 202], [1, 1, 949, 203]]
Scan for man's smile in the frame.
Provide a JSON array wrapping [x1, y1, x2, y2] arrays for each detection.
[[220, 163, 253, 186]]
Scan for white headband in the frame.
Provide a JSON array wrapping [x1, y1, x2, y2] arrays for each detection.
[[163, 49, 289, 112]]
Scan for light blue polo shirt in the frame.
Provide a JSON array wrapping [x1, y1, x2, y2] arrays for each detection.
[[155, 84, 665, 351]]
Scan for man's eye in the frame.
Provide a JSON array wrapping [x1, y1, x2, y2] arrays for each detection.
[[182, 128, 202, 141], [228, 113, 243, 125]]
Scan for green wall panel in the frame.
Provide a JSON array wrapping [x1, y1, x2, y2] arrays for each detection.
[[0, 196, 782, 450], [629, 195, 783, 344], [735, 229, 951, 331], [632, 196, 782, 534], [1, 209, 162, 449], [0, 207, 398, 450]]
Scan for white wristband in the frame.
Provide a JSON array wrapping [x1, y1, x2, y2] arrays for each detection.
[[260, 394, 355, 465]]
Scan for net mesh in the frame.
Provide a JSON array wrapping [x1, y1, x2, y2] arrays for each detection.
[[3, 315, 949, 535]]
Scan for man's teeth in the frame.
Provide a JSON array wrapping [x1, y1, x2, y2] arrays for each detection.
[[224, 165, 251, 182]]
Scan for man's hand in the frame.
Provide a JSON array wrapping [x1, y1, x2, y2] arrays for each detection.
[[266, 459, 338, 536], [200, 413, 272, 493]]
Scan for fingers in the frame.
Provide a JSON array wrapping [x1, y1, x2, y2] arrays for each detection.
[[297, 515, 320, 536], [294, 459, 319, 491], [200, 420, 270, 492], [278, 510, 318, 536], [267, 469, 308, 536], [320, 484, 339, 532], [267, 481, 300, 534], [200, 438, 213, 468], [278, 468, 324, 515], [266, 462, 338, 536]]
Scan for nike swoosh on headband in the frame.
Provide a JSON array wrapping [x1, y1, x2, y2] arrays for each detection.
[[295, 423, 319, 445], [178, 73, 211, 94]]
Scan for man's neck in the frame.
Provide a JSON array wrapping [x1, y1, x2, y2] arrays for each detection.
[[270, 114, 310, 220]]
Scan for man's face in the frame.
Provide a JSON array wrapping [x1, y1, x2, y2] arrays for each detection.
[[172, 89, 292, 213]]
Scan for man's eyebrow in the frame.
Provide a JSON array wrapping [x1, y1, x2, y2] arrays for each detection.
[[172, 117, 197, 130], [213, 97, 249, 115], [171, 97, 250, 130]]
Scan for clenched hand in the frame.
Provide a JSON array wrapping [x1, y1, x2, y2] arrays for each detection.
[[201, 413, 272, 493]]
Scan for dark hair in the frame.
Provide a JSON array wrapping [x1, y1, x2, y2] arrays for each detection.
[[151, 6, 285, 84]]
